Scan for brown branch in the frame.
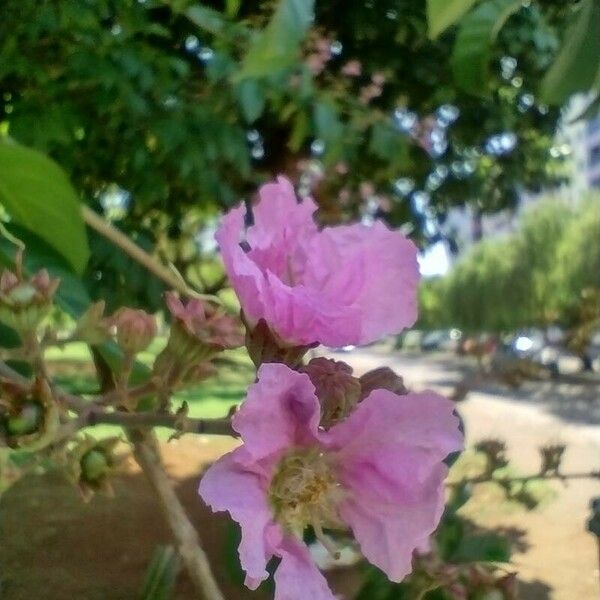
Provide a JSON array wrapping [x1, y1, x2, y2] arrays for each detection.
[[81, 206, 220, 302], [128, 429, 225, 600], [87, 409, 236, 436]]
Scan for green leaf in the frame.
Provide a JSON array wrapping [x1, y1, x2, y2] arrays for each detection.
[[427, 0, 479, 39], [0, 140, 89, 274], [185, 5, 225, 35], [540, 0, 600, 105], [313, 101, 343, 144], [139, 545, 180, 600], [450, 0, 522, 95], [452, 532, 511, 563], [225, 0, 241, 18], [237, 0, 315, 79], [236, 79, 266, 123]]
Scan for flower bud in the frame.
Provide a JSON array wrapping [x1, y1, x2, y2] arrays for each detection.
[[359, 366, 408, 400], [68, 435, 122, 502], [155, 293, 243, 377], [0, 378, 59, 451], [112, 308, 157, 354], [0, 268, 59, 333], [302, 357, 361, 428]]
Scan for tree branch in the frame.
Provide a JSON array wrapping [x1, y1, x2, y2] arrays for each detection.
[[0, 359, 236, 437], [87, 409, 236, 436], [81, 206, 220, 302], [128, 429, 226, 600]]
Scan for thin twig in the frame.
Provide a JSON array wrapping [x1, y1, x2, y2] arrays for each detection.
[[87, 409, 236, 436], [128, 429, 226, 600], [0, 359, 236, 436], [448, 470, 600, 488], [81, 206, 220, 302]]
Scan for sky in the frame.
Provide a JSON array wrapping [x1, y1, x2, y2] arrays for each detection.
[[418, 240, 451, 277]]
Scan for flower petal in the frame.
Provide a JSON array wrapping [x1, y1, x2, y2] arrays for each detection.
[[339, 464, 448, 582], [232, 364, 321, 460], [324, 389, 463, 458], [198, 447, 273, 587], [273, 537, 337, 600], [215, 204, 268, 325], [303, 221, 419, 345], [324, 389, 462, 581]]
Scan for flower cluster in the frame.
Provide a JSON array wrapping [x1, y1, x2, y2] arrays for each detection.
[[199, 177, 463, 599]]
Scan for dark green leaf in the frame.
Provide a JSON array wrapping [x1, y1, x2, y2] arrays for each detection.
[[452, 532, 511, 563], [238, 0, 315, 79], [236, 80, 266, 123], [540, 0, 600, 105], [450, 0, 522, 95], [0, 140, 89, 274], [427, 0, 479, 39], [313, 102, 343, 143], [0, 323, 20, 349]]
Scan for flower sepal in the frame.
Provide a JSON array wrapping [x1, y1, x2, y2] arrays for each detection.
[[0, 377, 59, 451], [244, 316, 316, 369]]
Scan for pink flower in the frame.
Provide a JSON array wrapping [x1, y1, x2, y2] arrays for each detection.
[[341, 59, 362, 77], [199, 363, 463, 600], [216, 177, 419, 347]]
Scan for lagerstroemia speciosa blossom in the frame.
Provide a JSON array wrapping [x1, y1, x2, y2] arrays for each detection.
[[216, 177, 419, 347], [199, 364, 463, 600]]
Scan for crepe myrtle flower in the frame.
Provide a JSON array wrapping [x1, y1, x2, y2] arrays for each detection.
[[216, 177, 419, 348], [199, 364, 463, 600]]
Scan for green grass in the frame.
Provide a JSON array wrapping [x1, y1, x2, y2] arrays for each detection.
[[45, 340, 253, 440]]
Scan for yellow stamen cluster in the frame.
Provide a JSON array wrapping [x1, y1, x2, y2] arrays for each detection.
[[269, 446, 345, 550]]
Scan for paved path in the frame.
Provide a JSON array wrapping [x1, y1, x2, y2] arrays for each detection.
[[329, 348, 600, 600]]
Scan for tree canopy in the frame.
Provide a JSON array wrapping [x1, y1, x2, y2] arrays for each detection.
[[0, 0, 595, 307]]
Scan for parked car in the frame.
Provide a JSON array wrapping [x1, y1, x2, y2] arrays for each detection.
[[420, 329, 462, 352]]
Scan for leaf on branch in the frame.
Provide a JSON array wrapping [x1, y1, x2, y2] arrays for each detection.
[[0, 139, 90, 274], [450, 0, 522, 95], [540, 0, 600, 105], [185, 5, 226, 35], [427, 0, 479, 39], [237, 0, 315, 80]]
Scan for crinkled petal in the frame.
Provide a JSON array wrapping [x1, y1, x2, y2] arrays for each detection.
[[258, 271, 362, 346], [248, 176, 318, 252], [273, 537, 336, 600], [215, 204, 269, 325], [323, 389, 462, 581], [232, 364, 321, 460], [303, 221, 419, 345], [323, 389, 463, 458], [339, 464, 448, 582], [198, 447, 273, 587]]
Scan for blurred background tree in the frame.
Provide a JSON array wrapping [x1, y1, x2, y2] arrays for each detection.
[[417, 194, 600, 334]]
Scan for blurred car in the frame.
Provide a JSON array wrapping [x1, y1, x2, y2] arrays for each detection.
[[420, 329, 462, 352]]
